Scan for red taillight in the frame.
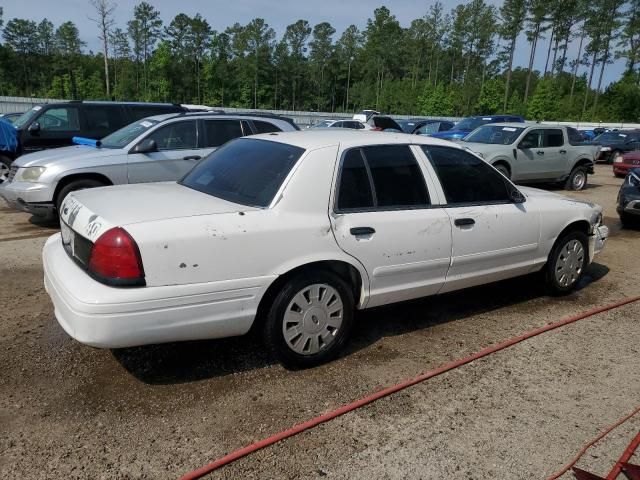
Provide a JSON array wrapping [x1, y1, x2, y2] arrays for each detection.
[[88, 227, 145, 285]]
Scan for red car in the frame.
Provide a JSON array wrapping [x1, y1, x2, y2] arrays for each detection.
[[613, 151, 640, 177]]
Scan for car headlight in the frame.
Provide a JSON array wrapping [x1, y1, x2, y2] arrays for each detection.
[[590, 211, 603, 229], [14, 166, 47, 182], [614, 155, 624, 163]]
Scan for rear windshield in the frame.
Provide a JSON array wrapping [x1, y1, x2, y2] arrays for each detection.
[[594, 132, 632, 143], [180, 138, 305, 208], [464, 125, 524, 144], [100, 118, 160, 149]]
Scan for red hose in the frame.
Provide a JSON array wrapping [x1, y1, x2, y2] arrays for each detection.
[[546, 405, 640, 480], [605, 430, 640, 480], [180, 295, 640, 480]]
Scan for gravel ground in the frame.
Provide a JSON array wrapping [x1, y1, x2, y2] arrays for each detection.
[[0, 165, 638, 479]]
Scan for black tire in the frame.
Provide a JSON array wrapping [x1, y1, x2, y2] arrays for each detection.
[[565, 166, 588, 191], [0, 155, 12, 183], [55, 179, 106, 214], [545, 230, 589, 295], [263, 269, 355, 368], [494, 163, 510, 179]]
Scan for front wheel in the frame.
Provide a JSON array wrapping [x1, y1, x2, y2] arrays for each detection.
[[565, 166, 588, 191], [545, 231, 589, 295], [0, 155, 12, 183], [494, 163, 511, 179], [263, 270, 354, 368]]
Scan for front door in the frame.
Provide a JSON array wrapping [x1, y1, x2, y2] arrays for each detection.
[[515, 128, 565, 181], [421, 145, 540, 293], [127, 119, 203, 183], [22, 106, 82, 153], [330, 145, 452, 308]]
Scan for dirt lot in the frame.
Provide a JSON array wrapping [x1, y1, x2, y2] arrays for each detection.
[[1, 165, 639, 479]]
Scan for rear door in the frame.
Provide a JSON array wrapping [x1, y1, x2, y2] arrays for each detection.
[[127, 119, 201, 183], [83, 104, 128, 140], [330, 144, 452, 308], [422, 145, 540, 293]]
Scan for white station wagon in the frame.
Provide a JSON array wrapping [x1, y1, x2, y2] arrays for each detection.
[[43, 130, 609, 367]]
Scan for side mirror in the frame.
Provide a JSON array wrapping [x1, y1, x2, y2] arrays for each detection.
[[28, 122, 41, 134], [133, 138, 157, 154], [510, 188, 526, 204]]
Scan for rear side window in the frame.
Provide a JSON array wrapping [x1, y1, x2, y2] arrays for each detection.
[[424, 146, 510, 205], [337, 149, 374, 211], [203, 120, 243, 147], [336, 145, 430, 211], [84, 106, 126, 133], [181, 138, 304, 208], [253, 120, 281, 134], [545, 129, 564, 147]]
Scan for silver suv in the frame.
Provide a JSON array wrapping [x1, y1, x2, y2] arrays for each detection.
[[0, 112, 298, 219]]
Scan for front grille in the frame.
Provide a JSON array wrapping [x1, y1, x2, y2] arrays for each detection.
[[7, 166, 17, 182]]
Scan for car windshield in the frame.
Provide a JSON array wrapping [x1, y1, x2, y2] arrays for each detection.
[[12, 107, 41, 129], [464, 125, 524, 145], [100, 119, 160, 149], [594, 132, 631, 143], [180, 138, 305, 208], [456, 117, 493, 131], [311, 121, 335, 129]]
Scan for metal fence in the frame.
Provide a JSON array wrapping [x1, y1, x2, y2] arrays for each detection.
[[1, 96, 639, 129]]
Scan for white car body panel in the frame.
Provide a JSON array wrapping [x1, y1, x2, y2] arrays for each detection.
[[42, 130, 608, 349]]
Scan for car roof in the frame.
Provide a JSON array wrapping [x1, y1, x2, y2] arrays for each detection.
[[244, 129, 463, 150], [143, 112, 297, 124], [482, 122, 537, 128]]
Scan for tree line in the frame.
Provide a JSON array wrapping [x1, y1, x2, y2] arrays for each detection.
[[0, 1, 639, 122]]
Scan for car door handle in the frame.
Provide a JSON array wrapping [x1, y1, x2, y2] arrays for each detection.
[[183, 155, 202, 161], [454, 218, 475, 227], [559, 149, 567, 154], [350, 227, 376, 236], [536, 150, 545, 155]]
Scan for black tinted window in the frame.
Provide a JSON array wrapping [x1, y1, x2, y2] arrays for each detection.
[[203, 120, 243, 147], [424, 146, 510, 204], [39, 107, 80, 131], [181, 138, 304, 207], [253, 120, 281, 134], [337, 149, 374, 211], [362, 145, 430, 208], [545, 129, 564, 147]]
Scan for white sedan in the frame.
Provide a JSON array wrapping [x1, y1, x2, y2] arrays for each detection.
[[43, 130, 609, 367]]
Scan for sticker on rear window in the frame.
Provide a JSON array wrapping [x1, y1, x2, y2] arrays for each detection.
[[503, 127, 517, 132], [140, 120, 153, 128], [33, 106, 42, 111], [482, 117, 492, 120], [619, 134, 627, 137]]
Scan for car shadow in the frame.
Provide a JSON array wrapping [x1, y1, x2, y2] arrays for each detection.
[[29, 215, 59, 229], [113, 263, 609, 385]]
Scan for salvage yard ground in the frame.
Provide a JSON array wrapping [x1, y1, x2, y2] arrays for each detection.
[[1, 165, 638, 479]]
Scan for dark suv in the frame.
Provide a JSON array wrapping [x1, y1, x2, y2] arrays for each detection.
[[1, 101, 186, 176]]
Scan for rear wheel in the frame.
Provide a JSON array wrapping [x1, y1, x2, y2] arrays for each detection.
[[545, 231, 588, 295], [0, 155, 12, 183], [263, 270, 354, 368], [565, 166, 588, 191], [55, 179, 106, 215]]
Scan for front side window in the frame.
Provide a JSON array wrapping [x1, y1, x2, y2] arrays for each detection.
[[180, 138, 304, 208], [39, 107, 80, 131], [424, 146, 511, 205], [519, 129, 544, 149], [203, 120, 243, 147], [146, 120, 197, 150]]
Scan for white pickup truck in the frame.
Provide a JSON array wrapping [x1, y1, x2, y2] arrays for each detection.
[[461, 124, 599, 190]]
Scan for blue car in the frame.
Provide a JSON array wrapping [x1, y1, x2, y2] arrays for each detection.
[[429, 115, 525, 141]]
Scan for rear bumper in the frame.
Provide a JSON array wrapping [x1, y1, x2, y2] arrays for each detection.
[[43, 234, 274, 348]]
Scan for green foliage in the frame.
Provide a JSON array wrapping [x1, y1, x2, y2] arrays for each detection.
[[0, 1, 638, 122]]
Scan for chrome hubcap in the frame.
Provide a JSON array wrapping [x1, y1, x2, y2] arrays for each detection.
[[555, 239, 585, 287], [282, 284, 343, 355], [573, 171, 586, 189]]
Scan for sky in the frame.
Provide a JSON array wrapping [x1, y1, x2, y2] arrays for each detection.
[[0, 0, 627, 87]]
